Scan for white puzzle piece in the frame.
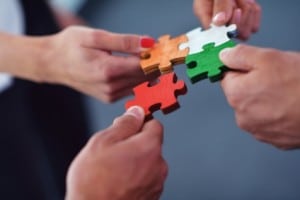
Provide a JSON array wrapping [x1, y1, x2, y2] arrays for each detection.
[[179, 24, 237, 55]]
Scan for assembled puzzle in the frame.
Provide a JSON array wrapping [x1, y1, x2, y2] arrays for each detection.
[[125, 24, 238, 118]]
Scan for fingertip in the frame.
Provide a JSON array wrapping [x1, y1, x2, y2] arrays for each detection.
[[124, 106, 145, 122], [219, 47, 234, 61], [232, 8, 242, 25], [212, 12, 227, 25], [140, 37, 155, 48]]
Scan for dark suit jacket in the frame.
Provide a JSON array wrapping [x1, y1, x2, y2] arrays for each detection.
[[0, 1, 89, 199]]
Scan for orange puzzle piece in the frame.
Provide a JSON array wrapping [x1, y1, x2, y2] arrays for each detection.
[[140, 34, 189, 74], [125, 72, 187, 119]]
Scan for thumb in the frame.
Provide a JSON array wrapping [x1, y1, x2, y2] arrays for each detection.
[[104, 106, 145, 142], [220, 44, 257, 72]]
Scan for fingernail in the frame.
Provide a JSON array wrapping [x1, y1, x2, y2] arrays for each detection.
[[125, 106, 145, 120], [247, 0, 255, 3], [213, 12, 226, 24], [140, 37, 155, 48], [220, 48, 233, 60]]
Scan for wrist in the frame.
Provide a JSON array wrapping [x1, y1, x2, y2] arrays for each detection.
[[0, 32, 54, 83]]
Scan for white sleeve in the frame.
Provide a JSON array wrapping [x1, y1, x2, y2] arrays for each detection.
[[0, 0, 25, 93]]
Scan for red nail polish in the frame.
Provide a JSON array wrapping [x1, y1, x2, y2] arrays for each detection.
[[141, 38, 155, 48]]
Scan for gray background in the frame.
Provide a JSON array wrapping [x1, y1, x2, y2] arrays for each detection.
[[79, 1, 300, 199]]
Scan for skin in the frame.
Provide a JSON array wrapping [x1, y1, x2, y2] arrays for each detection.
[[193, 0, 261, 40], [220, 45, 300, 150], [66, 106, 168, 200], [0, 27, 156, 102]]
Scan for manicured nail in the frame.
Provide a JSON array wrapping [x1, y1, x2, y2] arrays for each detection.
[[140, 37, 155, 48], [213, 12, 226, 24], [125, 106, 145, 120], [247, 0, 255, 3]]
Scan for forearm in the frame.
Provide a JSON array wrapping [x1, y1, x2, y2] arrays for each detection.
[[0, 32, 51, 83]]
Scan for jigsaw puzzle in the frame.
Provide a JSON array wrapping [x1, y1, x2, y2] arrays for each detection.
[[179, 24, 237, 55], [185, 40, 236, 83], [126, 24, 238, 117], [125, 72, 187, 119], [140, 34, 189, 74]]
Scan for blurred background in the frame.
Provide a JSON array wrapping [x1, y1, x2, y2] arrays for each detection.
[[58, 0, 300, 199]]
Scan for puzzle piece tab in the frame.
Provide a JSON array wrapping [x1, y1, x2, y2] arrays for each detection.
[[185, 40, 236, 83], [140, 34, 189, 74], [125, 72, 187, 118], [179, 24, 237, 55]]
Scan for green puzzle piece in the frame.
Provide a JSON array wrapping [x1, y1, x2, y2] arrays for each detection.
[[185, 40, 236, 83]]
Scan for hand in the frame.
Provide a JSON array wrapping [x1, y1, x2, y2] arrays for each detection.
[[193, 0, 261, 40], [66, 106, 168, 200], [220, 44, 300, 149], [42, 26, 156, 102]]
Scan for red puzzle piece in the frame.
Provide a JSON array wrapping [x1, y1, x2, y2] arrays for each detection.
[[125, 72, 187, 118]]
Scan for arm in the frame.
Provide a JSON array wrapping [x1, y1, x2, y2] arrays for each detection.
[[66, 106, 168, 200], [0, 27, 155, 102], [193, 0, 261, 40], [220, 44, 300, 149]]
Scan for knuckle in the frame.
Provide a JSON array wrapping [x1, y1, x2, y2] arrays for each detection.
[[90, 29, 105, 45], [121, 35, 135, 52], [100, 66, 115, 82], [102, 95, 115, 103], [223, 85, 243, 108], [253, 3, 262, 14], [103, 84, 116, 97], [114, 115, 139, 131], [235, 115, 251, 132], [87, 132, 106, 150]]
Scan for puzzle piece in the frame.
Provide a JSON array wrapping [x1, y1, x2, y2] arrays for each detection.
[[185, 40, 236, 83], [179, 24, 237, 55], [140, 34, 189, 74], [125, 72, 187, 118]]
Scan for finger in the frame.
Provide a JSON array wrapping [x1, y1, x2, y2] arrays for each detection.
[[103, 106, 145, 142], [230, 8, 242, 26], [137, 119, 164, 146], [87, 29, 155, 53], [93, 55, 141, 82], [212, 0, 236, 25], [236, 0, 256, 40], [221, 71, 247, 107], [219, 44, 260, 72], [193, 0, 214, 28], [252, 2, 262, 33]]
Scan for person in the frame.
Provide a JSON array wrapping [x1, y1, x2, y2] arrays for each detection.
[[65, 106, 168, 200], [0, 0, 156, 199], [194, 0, 300, 150]]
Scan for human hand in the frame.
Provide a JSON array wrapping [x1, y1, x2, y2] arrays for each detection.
[[193, 0, 261, 40], [220, 44, 300, 149], [66, 106, 168, 200], [42, 26, 156, 102]]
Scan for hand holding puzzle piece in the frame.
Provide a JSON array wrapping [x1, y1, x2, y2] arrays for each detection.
[[125, 24, 237, 118]]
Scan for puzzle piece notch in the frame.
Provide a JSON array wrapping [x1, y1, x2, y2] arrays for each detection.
[[185, 40, 236, 83], [140, 34, 189, 74], [125, 72, 187, 119], [179, 24, 237, 55]]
